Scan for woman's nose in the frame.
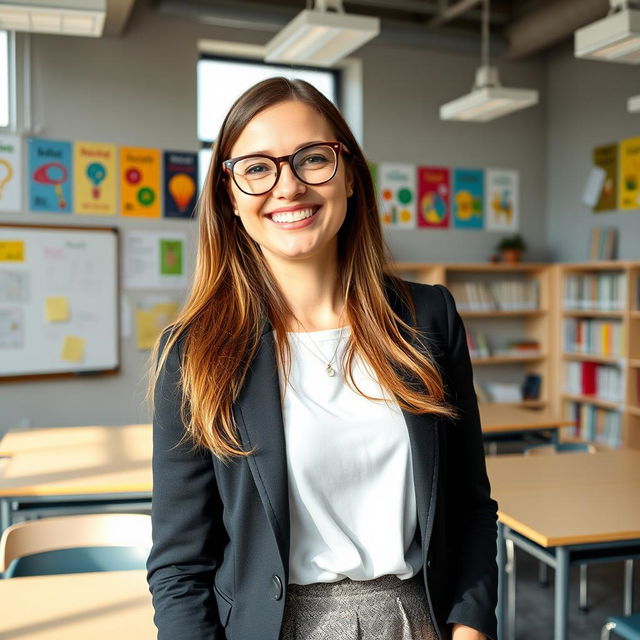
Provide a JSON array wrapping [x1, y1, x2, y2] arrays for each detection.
[[272, 163, 306, 200]]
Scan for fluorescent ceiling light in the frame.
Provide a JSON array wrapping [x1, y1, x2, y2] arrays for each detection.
[[575, 2, 640, 64], [440, 65, 539, 122], [628, 93, 640, 111], [264, 0, 379, 67], [0, 0, 106, 37]]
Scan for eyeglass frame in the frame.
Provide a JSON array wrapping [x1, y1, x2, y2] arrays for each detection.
[[221, 141, 351, 196]]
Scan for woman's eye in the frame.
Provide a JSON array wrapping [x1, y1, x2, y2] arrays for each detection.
[[300, 154, 329, 166], [245, 164, 270, 175]]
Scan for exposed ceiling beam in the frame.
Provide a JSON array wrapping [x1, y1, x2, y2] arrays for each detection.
[[103, 0, 136, 36], [429, 0, 482, 26]]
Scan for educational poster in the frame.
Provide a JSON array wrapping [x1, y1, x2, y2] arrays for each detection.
[[123, 230, 188, 290], [73, 141, 117, 215], [618, 136, 640, 211], [593, 143, 618, 212], [120, 147, 161, 218], [377, 163, 416, 228], [28, 139, 72, 213], [485, 169, 519, 231], [452, 168, 484, 229], [164, 151, 198, 219], [417, 166, 450, 228], [0, 135, 22, 213]]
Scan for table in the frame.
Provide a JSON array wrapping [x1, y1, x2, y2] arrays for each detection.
[[0, 424, 152, 533], [487, 450, 640, 640], [0, 569, 155, 639]]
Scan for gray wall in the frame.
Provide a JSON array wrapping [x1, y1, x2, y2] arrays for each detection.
[[545, 41, 640, 262], [1, 1, 549, 430]]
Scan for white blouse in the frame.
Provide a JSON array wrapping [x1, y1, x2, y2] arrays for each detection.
[[276, 325, 423, 585]]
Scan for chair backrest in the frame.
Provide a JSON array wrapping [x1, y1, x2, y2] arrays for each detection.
[[524, 442, 597, 456], [0, 513, 152, 577]]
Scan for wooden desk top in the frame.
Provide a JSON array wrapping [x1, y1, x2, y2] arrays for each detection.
[[0, 570, 155, 639], [487, 450, 640, 547], [0, 424, 152, 497], [479, 403, 574, 434]]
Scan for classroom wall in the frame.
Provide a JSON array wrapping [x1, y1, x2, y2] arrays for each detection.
[[545, 41, 640, 262], [0, 0, 548, 431]]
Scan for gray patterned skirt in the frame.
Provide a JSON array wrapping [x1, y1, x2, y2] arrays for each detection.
[[279, 572, 438, 640]]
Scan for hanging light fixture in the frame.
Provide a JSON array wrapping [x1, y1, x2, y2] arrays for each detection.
[[575, 0, 640, 64], [439, 0, 538, 122], [264, 0, 380, 68]]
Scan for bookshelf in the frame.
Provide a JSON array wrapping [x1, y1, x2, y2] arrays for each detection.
[[553, 261, 640, 449], [393, 263, 554, 411]]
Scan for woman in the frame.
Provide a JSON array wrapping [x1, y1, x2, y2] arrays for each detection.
[[146, 76, 498, 640]]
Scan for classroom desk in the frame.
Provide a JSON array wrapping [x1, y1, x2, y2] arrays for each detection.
[[0, 424, 152, 533], [487, 450, 640, 640], [0, 569, 155, 639]]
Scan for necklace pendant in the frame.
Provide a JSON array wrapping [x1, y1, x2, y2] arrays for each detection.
[[326, 364, 335, 377]]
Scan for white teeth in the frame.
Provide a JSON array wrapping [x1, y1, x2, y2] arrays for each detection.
[[270, 207, 316, 223]]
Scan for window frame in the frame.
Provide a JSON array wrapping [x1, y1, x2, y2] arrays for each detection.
[[0, 29, 16, 132]]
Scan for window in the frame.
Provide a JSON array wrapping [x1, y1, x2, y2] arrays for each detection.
[[196, 56, 339, 145], [0, 30, 10, 129]]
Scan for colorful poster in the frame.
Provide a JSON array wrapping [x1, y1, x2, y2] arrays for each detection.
[[619, 136, 640, 211], [0, 135, 22, 213], [120, 147, 161, 217], [28, 139, 72, 213], [593, 143, 618, 212], [485, 169, 519, 231], [417, 166, 450, 228], [164, 151, 198, 219], [73, 141, 117, 215], [452, 168, 484, 229], [378, 163, 416, 228]]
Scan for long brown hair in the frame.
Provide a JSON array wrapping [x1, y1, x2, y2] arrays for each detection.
[[147, 76, 456, 464]]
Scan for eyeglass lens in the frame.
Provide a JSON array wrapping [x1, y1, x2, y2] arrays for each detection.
[[232, 144, 338, 194]]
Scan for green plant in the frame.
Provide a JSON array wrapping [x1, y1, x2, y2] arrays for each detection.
[[496, 234, 527, 252]]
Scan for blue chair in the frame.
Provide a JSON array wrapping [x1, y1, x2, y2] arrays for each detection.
[[601, 613, 640, 639], [0, 513, 151, 578]]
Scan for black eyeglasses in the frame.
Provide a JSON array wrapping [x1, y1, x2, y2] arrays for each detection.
[[222, 141, 350, 196]]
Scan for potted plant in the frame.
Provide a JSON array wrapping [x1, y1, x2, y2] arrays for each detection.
[[496, 234, 527, 263]]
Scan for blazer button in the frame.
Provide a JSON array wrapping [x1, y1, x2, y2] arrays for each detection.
[[271, 574, 283, 600]]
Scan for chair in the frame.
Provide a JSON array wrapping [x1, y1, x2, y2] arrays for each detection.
[[0, 513, 152, 578], [601, 613, 640, 639]]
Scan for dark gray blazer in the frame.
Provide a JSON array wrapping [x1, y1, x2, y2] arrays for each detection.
[[146, 280, 499, 640]]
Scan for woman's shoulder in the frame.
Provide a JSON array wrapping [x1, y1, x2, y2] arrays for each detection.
[[384, 274, 453, 317]]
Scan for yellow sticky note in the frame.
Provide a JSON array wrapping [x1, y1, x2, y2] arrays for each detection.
[[61, 336, 86, 363], [135, 302, 179, 350], [45, 297, 70, 322], [0, 241, 25, 262]]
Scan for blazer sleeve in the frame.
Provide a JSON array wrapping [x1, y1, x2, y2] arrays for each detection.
[[146, 329, 226, 640], [435, 284, 499, 640]]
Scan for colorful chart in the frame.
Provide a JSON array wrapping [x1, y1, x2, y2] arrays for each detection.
[[452, 168, 484, 229], [0, 135, 22, 213], [378, 163, 416, 228], [120, 147, 161, 218], [485, 169, 519, 231], [417, 167, 450, 228], [618, 137, 640, 211], [28, 139, 72, 213], [74, 141, 117, 215], [164, 151, 198, 219]]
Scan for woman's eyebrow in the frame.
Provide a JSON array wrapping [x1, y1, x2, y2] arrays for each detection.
[[243, 140, 327, 156]]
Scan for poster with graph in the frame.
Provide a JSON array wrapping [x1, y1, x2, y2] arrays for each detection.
[[120, 147, 161, 218], [619, 136, 640, 211], [73, 141, 117, 216], [485, 169, 519, 231], [378, 163, 416, 229], [417, 166, 450, 228], [452, 168, 484, 229], [28, 139, 73, 213]]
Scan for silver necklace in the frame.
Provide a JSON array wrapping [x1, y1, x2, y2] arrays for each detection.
[[290, 313, 348, 377]]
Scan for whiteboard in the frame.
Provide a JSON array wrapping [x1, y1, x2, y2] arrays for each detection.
[[0, 224, 119, 380]]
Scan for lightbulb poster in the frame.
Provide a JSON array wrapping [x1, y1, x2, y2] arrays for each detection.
[[120, 147, 161, 218], [417, 167, 450, 229], [452, 168, 484, 229], [73, 142, 117, 215], [28, 139, 72, 213], [485, 169, 519, 231], [0, 135, 22, 212], [618, 136, 640, 211], [164, 151, 198, 219], [378, 163, 416, 228]]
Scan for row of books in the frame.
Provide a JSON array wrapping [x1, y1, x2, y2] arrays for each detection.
[[565, 402, 622, 448], [450, 280, 540, 312], [563, 318, 624, 358], [473, 374, 542, 403], [564, 273, 627, 311], [467, 330, 540, 360], [564, 361, 625, 402]]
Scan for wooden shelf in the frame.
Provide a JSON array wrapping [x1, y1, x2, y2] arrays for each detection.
[[562, 393, 624, 410], [563, 352, 624, 365], [630, 359, 640, 368], [460, 309, 546, 318], [629, 406, 640, 417], [631, 311, 640, 319], [472, 354, 545, 365]]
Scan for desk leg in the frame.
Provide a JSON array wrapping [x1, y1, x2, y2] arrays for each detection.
[[497, 523, 506, 640], [624, 559, 634, 616], [0, 499, 10, 535], [554, 547, 569, 640]]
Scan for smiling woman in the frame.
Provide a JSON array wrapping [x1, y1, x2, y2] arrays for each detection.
[[146, 76, 498, 640]]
